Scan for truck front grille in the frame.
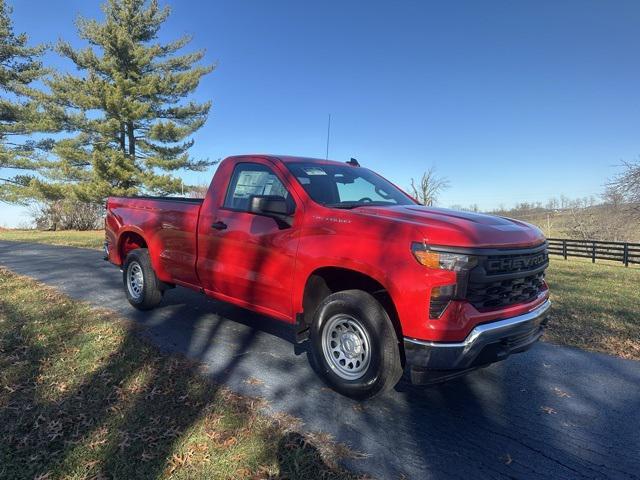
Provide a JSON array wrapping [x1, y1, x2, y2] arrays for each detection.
[[467, 271, 545, 309], [464, 243, 548, 311]]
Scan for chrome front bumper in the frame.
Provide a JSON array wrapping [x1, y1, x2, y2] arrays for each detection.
[[404, 299, 551, 374]]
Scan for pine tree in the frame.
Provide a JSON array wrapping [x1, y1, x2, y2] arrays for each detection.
[[4, 0, 215, 204], [0, 0, 50, 202]]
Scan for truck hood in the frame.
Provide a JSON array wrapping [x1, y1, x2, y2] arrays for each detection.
[[355, 205, 545, 248]]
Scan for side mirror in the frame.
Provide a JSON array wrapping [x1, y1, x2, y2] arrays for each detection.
[[248, 195, 293, 228]]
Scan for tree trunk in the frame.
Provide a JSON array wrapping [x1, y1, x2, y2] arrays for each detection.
[[120, 123, 126, 153], [127, 121, 135, 158]]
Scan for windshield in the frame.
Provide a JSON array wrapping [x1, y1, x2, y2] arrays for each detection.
[[286, 162, 416, 209]]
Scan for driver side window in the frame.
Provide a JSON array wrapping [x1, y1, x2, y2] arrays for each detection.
[[223, 163, 291, 211]]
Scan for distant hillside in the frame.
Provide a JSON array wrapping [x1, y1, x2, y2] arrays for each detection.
[[488, 203, 640, 243]]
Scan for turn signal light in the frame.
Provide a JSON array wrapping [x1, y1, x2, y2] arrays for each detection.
[[412, 248, 441, 269], [411, 243, 477, 272]]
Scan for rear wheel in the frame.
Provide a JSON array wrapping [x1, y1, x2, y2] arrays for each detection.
[[122, 248, 163, 310], [310, 289, 402, 400]]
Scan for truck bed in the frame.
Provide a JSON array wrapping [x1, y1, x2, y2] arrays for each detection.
[[106, 196, 204, 287]]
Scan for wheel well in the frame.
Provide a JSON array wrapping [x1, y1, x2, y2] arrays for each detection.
[[118, 232, 147, 262], [301, 267, 404, 360]]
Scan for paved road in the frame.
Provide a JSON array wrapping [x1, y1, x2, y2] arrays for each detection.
[[1, 241, 639, 480]]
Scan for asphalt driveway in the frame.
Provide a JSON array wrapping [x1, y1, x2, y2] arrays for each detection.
[[0, 240, 638, 479]]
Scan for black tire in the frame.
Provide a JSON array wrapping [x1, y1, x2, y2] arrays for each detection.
[[309, 289, 403, 400], [122, 248, 163, 310]]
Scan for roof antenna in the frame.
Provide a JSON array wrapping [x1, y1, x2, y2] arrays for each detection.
[[325, 113, 331, 160], [346, 157, 360, 167]]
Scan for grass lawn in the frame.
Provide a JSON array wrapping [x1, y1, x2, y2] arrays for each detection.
[[0, 267, 362, 480], [545, 256, 640, 360], [0, 229, 104, 249]]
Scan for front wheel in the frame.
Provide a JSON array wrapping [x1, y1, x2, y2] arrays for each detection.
[[310, 290, 403, 400], [122, 248, 163, 310]]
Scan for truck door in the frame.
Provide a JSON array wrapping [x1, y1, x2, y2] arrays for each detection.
[[197, 160, 300, 321]]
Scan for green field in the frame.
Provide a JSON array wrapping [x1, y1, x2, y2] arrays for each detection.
[[0, 229, 104, 249], [0, 267, 360, 480], [545, 257, 639, 360]]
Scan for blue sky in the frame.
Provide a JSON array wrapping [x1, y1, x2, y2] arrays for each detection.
[[2, 0, 640, 226]]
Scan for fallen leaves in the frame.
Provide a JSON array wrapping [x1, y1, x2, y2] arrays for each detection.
[[145, 385, 161, 400], [87, 426, 110, 450], [47, 419, 63, 441], [244, 376, 264, 386], [222, 436, 238, 448], [165, 451, 194, 476], [141, 450, 157, 462], [552, 387, 571, 398], [117, 432, 131, 451]]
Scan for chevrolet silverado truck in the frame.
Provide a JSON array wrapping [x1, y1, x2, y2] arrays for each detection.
[[105, 154, 550, 399]]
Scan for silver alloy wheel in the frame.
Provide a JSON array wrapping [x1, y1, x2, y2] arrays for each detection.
[[321, 313, 372, 380], [127, 262, 144, 300]]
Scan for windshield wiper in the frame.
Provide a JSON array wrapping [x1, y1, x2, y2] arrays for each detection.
[[326, 202, 385, 209], [326, 203, 360, 209]]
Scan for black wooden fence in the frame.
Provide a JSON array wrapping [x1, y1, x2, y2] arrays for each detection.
[[547, 238, 640, 267]]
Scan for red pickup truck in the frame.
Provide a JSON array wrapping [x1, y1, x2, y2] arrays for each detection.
[[105, 154, 550, 399]]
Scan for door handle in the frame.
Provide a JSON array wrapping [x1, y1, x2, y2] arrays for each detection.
[[211, 221, 228, 230]]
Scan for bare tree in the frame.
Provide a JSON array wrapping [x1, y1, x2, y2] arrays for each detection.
[[606, 160, 640, 217], [409, 167, 450, 206], [186, 183, 209, 199], [545, 198, 559, 211], [565, 200, 599, 240]]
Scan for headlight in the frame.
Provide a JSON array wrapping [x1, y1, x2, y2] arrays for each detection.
[[412, 242, 478, 319], [411, 243, 477, 271]]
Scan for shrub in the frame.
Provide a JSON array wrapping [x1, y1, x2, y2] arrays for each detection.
[[30, 199, 104, 231]]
